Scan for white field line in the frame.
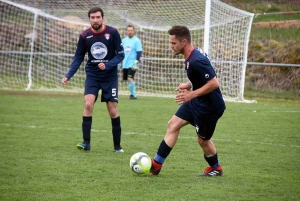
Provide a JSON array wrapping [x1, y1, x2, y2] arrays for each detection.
[[270, 111, 300, 113], [1, 123, 300, 148]]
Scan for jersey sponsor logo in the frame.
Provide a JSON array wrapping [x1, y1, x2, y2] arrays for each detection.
[[205, 74, 209, 78], [104, 33, 110, 40], [91, 42, 108, 59], [125, 46, 131, 53], [91, 59, 108, 63], [186, 62, 189, 69], [86, 35, 93, 39]]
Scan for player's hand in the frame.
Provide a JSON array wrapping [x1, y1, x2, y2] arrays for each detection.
[[176, 83, 191, 92], [62, 77, 68, 85], [98, 62, 106, 70], [131, 60, 139, 71], [175, 89, 193, 105]]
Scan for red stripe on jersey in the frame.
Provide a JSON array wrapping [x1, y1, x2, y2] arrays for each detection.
[[185, 47, 195, 60]]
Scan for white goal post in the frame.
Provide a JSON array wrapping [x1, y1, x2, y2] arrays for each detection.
[[0, 0, 254, 102]]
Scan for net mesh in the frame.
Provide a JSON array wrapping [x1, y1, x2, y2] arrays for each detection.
[[0, 0, 254, 101]]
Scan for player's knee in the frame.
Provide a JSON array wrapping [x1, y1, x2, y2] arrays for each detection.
[[109, 110, 118, 118], [167, 119, 173, 129], [107, 105, 119, 118], [84, 101, 94, 112], [167, 119, 179, 132], [198, 137, 210, 147]]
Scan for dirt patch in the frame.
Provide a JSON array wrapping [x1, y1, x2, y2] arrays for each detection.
[[253, 20, 300, 28]]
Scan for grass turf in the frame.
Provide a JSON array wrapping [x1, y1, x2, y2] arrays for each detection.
[[0, 91, 299, 200]]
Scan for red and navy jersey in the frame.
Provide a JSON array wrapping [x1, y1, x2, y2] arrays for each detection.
[[65, 25, 124, 81], [185, 47, 225, 112]]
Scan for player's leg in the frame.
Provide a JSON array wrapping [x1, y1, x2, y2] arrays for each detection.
[[128, 68, 137, 99], [122, 68, 132, 99], [77, 79, 99, 151], [122, 68, 128, 82], [101, 79, 123, 152], [196, 112, 224, 176], [150, 103, 191, 175]]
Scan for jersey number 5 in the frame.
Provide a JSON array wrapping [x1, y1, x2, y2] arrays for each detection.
[[112, 88, 117, 97]]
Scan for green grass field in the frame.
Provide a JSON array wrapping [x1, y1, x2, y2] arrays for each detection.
[[0, 90, 300, 201]]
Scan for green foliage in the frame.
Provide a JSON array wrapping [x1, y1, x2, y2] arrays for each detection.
[[0, 91, 300, 200], [253, 13, 300, 23], [221, 0, 300, 13], [250, 27, 300, 42]]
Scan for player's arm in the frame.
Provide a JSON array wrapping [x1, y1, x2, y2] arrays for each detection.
[[62, 35, 86, 84], [104, 30, 124, 69], [132, 39, 143, 70], [176, 82, 192, 91], [136, 51, 142, 61], [136, 39, 143, 62], [175, 59, 219, 104], [175, 77, 219, 104], [131, 51, 142, 70], [190, 76, 220, 97]]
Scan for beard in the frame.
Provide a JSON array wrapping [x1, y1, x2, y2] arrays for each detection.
[[92, 23, 102, 31], [172, 49, 180, 55]]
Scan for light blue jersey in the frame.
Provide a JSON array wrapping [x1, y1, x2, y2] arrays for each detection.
[[122, 36, 143, 69]]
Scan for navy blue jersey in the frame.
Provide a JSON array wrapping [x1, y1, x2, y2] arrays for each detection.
[[65, 25, 124, 81], [185, 47, 225, 112]]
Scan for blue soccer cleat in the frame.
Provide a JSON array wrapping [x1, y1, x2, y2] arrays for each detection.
[[77, 142, 91, 151]]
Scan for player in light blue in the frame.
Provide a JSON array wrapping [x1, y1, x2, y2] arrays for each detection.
[[122, 25, 143, 99]]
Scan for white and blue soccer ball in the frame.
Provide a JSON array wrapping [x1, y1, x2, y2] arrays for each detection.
[[129, 152, 152, 174]]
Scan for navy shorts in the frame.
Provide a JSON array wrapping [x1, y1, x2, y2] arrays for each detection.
[[84, 78, 119, 103], [122, 68, 136, 80], [175, 101, 224, 140]]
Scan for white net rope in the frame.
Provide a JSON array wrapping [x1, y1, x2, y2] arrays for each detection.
[[0, 0, 253, 101]]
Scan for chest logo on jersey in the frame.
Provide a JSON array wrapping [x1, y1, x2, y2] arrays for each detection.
[[186, 62, 189, 69], [125, 46, 131, 53], [104, 33, 110, 40], [91, 42, 108, 59]]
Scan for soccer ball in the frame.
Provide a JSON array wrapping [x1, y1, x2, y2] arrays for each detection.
[[129, 152, 152, 174]]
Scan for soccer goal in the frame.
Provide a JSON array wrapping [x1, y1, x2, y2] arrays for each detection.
[[0, 0, 254, 102]]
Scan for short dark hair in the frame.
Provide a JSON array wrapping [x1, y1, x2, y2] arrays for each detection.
[[88, 7, 104, 18], [168, 25, 191, 43], [126, 24, 135, 30]]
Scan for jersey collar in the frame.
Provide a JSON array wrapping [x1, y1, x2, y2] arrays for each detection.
[[185, 47, 195, 60], [90, 24, 106, 34]]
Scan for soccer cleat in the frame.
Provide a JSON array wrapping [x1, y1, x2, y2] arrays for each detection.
[[150, 158, 162, 175], [114, 148, 124, 153], [198, 165, 223, 177], [77, 142, 91, 151], [129, 95, 137, 100], [114, 145, 124, 153]]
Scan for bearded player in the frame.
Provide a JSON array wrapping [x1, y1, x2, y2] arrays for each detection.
[[61, 7, 125, 152]]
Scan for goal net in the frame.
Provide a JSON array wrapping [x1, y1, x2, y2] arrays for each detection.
[[0, 0, 254, 102]]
